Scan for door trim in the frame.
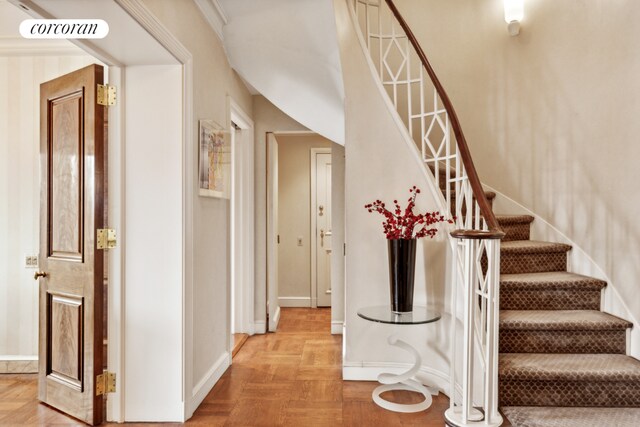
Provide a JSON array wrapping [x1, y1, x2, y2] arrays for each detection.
[[228, 97, 255, 355], [12, 0, 193, 422], [310, 148, 331, 309], [109, 1, 195, 421]]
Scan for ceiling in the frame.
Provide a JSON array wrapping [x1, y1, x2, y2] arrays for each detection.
[[217, 0, 345, 144]]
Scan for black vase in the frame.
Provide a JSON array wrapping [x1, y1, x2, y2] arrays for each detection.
[[387, 238, 417, 313]]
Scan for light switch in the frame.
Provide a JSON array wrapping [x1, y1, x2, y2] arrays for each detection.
[[25, 255, 38, 268], [297, 237, 303, 246]]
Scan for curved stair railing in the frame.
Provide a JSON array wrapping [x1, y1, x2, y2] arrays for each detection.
[[350, 1, 504, 425]]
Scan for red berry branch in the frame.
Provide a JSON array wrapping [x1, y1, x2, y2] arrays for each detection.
[[364, 186, 452, 240]]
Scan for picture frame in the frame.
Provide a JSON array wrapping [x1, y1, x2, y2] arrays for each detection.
[[198, 119, 231, 199]]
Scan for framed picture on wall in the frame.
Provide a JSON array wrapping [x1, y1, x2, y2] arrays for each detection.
[[198, 119, 231, 199]]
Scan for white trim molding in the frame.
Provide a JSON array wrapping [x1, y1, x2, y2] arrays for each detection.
[[331, 321, 344, 335], [229, 96, 256, 339], [272, 306, 281, 331], [0, 356, 38, 374], [114, 0, 195, 422], [193, 0, 228, 41], [254, 320, 267, 334], [343, 362, 450, 397], [278, 296, 311, 308], [188, 352, 230, 418]]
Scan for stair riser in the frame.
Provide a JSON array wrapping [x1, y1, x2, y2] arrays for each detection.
[[500, 289, 601, 310], [501, 223, 531, 241], [500, 330, 627, 354], [500, 380, 640, 407], [500, 252, 567, 274]]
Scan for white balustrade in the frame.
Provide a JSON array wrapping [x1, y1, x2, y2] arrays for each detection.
[[350, 1, 503, 425]]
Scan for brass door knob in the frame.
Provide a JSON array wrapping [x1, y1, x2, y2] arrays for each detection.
[[34, 271, 48, 280]]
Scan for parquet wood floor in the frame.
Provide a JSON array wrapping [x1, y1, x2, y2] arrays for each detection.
[[0, 308, 457, 426]]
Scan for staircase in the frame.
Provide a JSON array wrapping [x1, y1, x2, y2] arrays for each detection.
[[440, 179, 640, 425], [495, 211, 640, 424], [350, 0, 640, 425]]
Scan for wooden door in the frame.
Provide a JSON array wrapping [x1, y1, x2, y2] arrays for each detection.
[[266, 133, 279, 331], [315, 153, 332, 307], [37, 64, 105, 425]]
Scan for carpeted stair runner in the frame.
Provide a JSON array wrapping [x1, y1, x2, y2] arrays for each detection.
[[500, 310, 631, 354], [492, 209, 640, 425], [441, 185, 640, 425], [500, 354, 640, 407], [500, 272, 606, 311], [501, 407, 640, 427], [495, 214, 534, 241]]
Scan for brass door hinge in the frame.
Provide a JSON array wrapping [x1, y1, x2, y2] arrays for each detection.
[[96, 371, 116, 396], [97, 228, 116, 250], [97, 84, 116, 106]]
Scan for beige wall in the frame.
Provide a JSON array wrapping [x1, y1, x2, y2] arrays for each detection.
[[396, 0, 640, 343], [0, 54, 98, 365], [140, 0, 254, 407], [276, 134, 332, 304], [335, 0, 451, 387]]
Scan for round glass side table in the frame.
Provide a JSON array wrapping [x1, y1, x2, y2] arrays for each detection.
[[357, 306, 441, 413]]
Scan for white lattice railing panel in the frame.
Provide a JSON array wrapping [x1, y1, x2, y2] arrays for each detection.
[[350, 0, 504, 426], [353, 0, 487, 233]]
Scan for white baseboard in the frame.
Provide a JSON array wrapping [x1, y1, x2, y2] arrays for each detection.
[[270, 306, 281, 331], [331, 320, 344, 335], [254, 320, 266, 334], [0, 356, 38, 373], [188, 352, 230, 417], [342, 361, 450, 395], [278, 296, 311, 307]]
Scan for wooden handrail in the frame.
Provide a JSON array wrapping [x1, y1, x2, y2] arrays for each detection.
[[384, 0, 503, 239]]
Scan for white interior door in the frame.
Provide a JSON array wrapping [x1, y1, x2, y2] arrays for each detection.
[[315, 152, 332, 307], [266, 133, 280, 331]]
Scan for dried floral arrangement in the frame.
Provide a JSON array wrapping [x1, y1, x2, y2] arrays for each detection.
[[364, 186, 452, 239]]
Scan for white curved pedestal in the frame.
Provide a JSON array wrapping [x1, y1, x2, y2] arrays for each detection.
[[372, 334, 436, 413]]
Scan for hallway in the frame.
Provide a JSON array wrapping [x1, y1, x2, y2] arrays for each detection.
[[0, 308, 451, 426]]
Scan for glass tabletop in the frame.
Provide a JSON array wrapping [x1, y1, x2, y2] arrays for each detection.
[[357, 306, 441, 325]]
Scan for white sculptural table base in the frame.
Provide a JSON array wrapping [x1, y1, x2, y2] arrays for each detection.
[[357, 306, 442, 413], [372, 334, 438, 413]]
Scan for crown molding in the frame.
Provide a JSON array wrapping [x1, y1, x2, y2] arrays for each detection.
[[0, 37, 85, 56], [193, 0, 227, 41], [115, 0, 192, 63]]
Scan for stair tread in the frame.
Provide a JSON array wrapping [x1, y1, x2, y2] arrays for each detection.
[[501, 240, 572, 254], [496, 214, 535, 225], [500, 353, 640, 382], [501, 271, 607, 290], [502, 406, 640, 427], [500, 310, 632, 330]]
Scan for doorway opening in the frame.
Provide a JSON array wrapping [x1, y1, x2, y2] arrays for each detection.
[[266, 132, 344, 333], [0, 8, 109, 423], [3, 0, 185, 423]]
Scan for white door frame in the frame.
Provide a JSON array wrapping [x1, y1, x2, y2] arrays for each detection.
[[10, 0, 193, 422], [266, 132, 280, 331], [310, 148, 332, 309], [229, 98, 255, 348]]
